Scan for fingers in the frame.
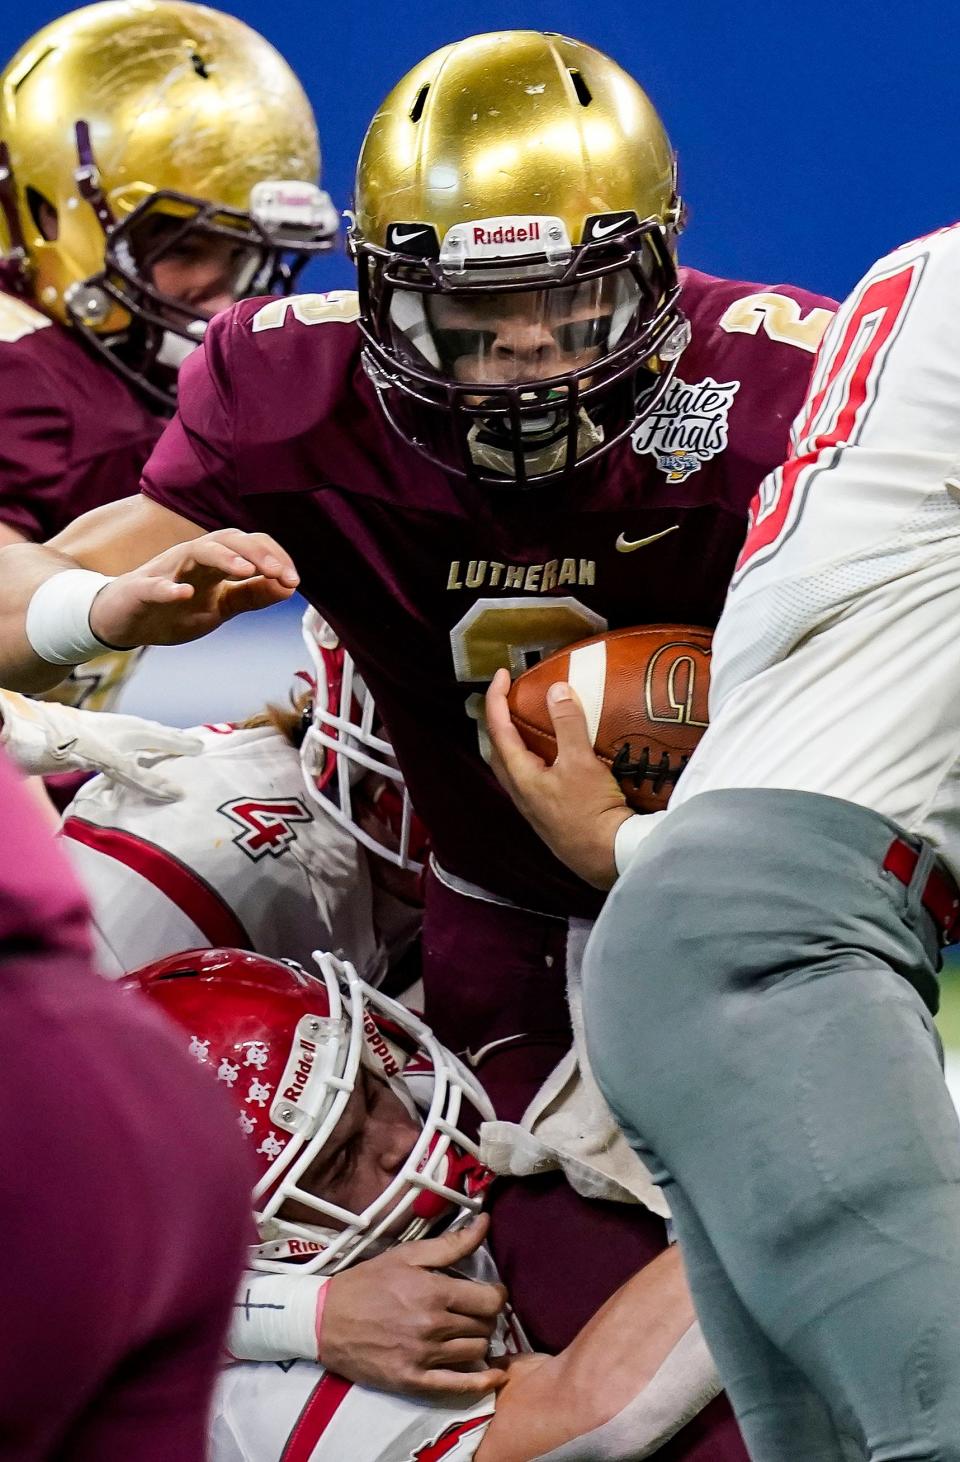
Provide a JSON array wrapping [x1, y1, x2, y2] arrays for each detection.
[[442, 1276, 509, 1321], [127, 727, 204, 757], [485, 668, 544, 789], [424, 1337, 493, 1370], [414, 1365, 508, 1399], [137, 577, 196, 604], [174, 538, 262, 584], [546, 681, 601, 766], [404, 1214, 489, 1269], [218, 576, 298, 619], [208, 529, 299, 587], [432, 1313, 498, 1342]]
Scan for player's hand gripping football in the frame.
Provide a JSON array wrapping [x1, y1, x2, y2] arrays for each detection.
[[88, 529, 299, 649], [485, 668, 633, 891], [320, 1214, 509, 1399]]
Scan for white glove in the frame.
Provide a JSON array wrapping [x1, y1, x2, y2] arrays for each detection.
[[0, 689, 203, 802]]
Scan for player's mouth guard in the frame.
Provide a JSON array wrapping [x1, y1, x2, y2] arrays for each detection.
[[535, 1321, 720, 1460]]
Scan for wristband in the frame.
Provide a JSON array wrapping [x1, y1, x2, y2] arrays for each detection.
[[226, 1272, 330, 1362], [613, 813, 655, 875], [24, 569, 117, 667]]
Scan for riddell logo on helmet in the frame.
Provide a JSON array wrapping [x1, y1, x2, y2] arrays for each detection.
[[282, 1036, 317, 1104], [286, 1238, 326, 1256], [443, 216, 569, 263], [471, 221, 541, 246], [362, 1009, 401, 1077]]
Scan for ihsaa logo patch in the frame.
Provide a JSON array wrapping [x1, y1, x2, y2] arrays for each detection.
[[631, 377, 740, 482]]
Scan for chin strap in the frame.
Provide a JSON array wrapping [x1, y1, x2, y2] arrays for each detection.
[[534, 1322, 721, 1461]]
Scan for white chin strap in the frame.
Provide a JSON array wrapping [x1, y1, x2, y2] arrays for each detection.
[[467, 407, 603, 478]]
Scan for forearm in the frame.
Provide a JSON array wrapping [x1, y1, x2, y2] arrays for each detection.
[[0, 497, 205, 690], [479, 1247, 708, 1461]]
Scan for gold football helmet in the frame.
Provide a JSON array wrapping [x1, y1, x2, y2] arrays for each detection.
[[0, 1, 338, 407], [351, 31, 689, 488]]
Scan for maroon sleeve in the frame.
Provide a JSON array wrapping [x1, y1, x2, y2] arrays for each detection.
[[0, 743, 252, 1460], [0, 748, 91, 960], [140, 307, 253, 533], [0, 347, 71, 540]]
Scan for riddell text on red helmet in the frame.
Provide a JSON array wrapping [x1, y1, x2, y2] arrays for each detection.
[[282, 1037, 318, 1104]]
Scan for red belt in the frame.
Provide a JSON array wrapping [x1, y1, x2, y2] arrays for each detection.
[[882, 837, 960, 945]]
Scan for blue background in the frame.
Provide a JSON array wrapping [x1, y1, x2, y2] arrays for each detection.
[[3, 0, 957, 304], [5, 0, 958, 724]]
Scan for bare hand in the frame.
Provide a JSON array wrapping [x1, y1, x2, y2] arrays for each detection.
[[320, 1215, 509, 1399], [485, 668, 633, 891], [89, 529, 299, 649]]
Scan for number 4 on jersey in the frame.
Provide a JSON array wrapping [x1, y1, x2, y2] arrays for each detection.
[[218, 797, 313, 859]]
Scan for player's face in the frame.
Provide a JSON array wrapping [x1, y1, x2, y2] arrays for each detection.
[[423, 276, 626, 387], [131, 215, 262, 316], [282, 1065, 421, 1232]]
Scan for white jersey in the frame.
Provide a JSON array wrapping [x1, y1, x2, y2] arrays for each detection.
[[212, 1358, 493, 1462], [60, 723, 386, 981], [619, 223, 960, 879]]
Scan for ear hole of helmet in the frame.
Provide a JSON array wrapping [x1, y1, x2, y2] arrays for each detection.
[[25, 187, 56, 240], [567, 68, 592, 107], [409, 84, 430, 123]]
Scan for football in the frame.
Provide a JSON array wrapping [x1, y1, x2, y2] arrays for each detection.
[[506, 624, 713, 814]]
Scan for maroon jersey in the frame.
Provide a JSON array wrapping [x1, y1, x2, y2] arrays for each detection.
[[0, 746, 252, 1461], [141, 270, 835, 917], [0, 285, 162, 542]]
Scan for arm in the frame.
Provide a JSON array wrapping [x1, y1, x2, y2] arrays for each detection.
[[477, 1246, 718, 1462], [0, 495, 299, 692], [0, 690, 203, 801]]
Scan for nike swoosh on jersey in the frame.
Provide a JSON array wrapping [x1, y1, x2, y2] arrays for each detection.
[[615, 525, 680, 553], [391, 228, 426, 245]]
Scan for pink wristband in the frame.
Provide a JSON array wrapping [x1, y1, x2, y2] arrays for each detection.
[[314, 1278, 331, 1358]]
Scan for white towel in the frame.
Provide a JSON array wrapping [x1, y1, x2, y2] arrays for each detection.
[[480, 917, 671, 1219]]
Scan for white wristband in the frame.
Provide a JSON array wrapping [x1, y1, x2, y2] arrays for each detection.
[[614, 811, 668, 876], [24, 569, 117, 666], [227, 1272, 329, 1362]]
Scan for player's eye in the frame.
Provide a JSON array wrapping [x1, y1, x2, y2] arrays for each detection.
[[552, 315, 612, 354], [328, 1137, 358, 1185], [433, 327, 497, 364]]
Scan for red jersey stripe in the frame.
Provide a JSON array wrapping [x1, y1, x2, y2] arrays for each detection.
[[61, 816, 253, 951], [280, 1373, 352, 1461]]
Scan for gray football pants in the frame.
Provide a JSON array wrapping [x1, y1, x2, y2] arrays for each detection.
[[583, 788, 960, 1461]]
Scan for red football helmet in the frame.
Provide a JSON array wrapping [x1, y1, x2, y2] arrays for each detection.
[[297, 608, 428, 873], [122, 947, 492, 1274]]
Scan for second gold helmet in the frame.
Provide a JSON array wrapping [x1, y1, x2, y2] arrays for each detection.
[[0, 1, 338, 407]]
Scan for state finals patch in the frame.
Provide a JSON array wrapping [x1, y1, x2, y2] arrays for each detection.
[[631, 376, 740, 481]]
